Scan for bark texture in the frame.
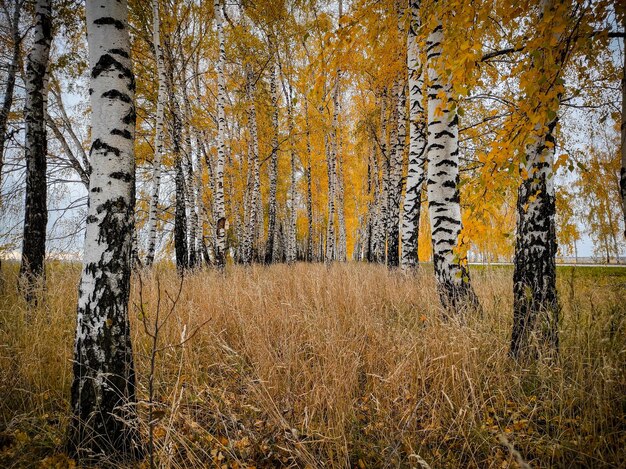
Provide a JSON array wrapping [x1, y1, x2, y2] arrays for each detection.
[[266, 59, 279, 264], [511, 121, 559, 359], [619, 19, 626, 237], [401, 0, 427, 269], [19, 0, 52, 299], [69, 0, 142, 460], [426, 20, 479, 313], [214, 0, 227, 268], [145, 0, 166, 267]]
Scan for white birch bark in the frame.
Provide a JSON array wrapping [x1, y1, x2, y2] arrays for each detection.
[[145, 0, 166, 267], [266, 58, 279, 263], [304, 94, 315, 261], [426, 20, 478, 313], [242, 65, 261, 264], [19, 0, 52, 298], [214, 0, 227, 268], [325, 129, 336, 262], [511, 0, 562, 358], [69, 0, 142, 459], [182, 84, 199, 268], [401, 0, 427, 269], [375, 91, 389, 263], [620, 14, 626, 237], [285, 84, 298, 264]]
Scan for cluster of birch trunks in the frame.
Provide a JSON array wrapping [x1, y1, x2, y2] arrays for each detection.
[[2, 0, 626, 462]]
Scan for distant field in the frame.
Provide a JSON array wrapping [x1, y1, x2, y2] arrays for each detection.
[[1, 263, 625, 468]]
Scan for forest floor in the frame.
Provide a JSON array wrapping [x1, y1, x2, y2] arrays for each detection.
[[0, 262, 625, 468]]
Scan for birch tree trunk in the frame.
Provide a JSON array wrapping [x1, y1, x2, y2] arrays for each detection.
[[511, 0, 566, 359], [401, 0, 427, 269], [511, 120, 559, 358], [1, 1, 23, 277], [285, 86, 298, 264], [376, 91, 389, 263], [265, 59, 279, 264], [325, 130, 336, 262], [620, 18, 626, 237], [388, 78, 406, 268], [166, 52, 189, 272], [182, 100, 199, 268], [426, 20, 479, 313], [242, 65, 261, 264], [145, 0, 166, 267], [214, 0, 227, 269], [19, 0, 52, 299], [304, 95, 314, 261], [69, 0, 142, 460], [0, 0, 22, 193]]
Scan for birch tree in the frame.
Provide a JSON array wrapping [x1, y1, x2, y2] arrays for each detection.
[[0, 0, 23, 190], [214, 0, 227, 268], [266, 58, 279, 264], [620, 11, 626, 237], [401, 0, 427, 269], [19, 0, 52, 299], [426, 15, 479, 313], [145, 0, 167, 267], [510, 0, 572, 359], [68, 0, 142, 459]]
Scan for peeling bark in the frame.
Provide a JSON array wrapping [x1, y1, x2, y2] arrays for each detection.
[[19, 0, 52, 300], [69, 0, 142, 461]]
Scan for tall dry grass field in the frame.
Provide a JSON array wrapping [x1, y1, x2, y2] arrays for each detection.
[[1, 262, 625, 468]]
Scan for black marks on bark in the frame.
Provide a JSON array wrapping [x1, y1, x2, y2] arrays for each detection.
[[91, 138, 121, 157], [103, 89, 132, 103], [111, 128, 132, 139], [93, 17, 124, 29], [110, 171, 132, 182], [91, 54, 132, 81]]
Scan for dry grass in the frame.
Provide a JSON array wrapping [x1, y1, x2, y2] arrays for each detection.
[[1, 262, 625, 468]]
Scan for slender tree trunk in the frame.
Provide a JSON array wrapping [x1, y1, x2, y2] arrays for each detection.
[[242, 65, 261, 264], [325, 130, 336, 262], [620, 15, 626, 237], [426, 20, 479, 313], [68, 0, 142, 460], [166, 49, 189, 271], [387, 0, 407, 268], [214, 0, 227, 268], [336, 143, 347, 261], [511, 0, 564, 359], [19, 0, 52, 300], [285, 86, 298, 264], [511, 120, 559, 358], [304, 96, 314, 261], [401, 0, 427, 269], [182, 96, 199, 268], [368, 139, 381, 262], [377, 91, 389, 263], [145, 0, 166, 267], [388, 78, 406, 268], [266, 59, 279, 264], [0, 0, 22, 195]]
